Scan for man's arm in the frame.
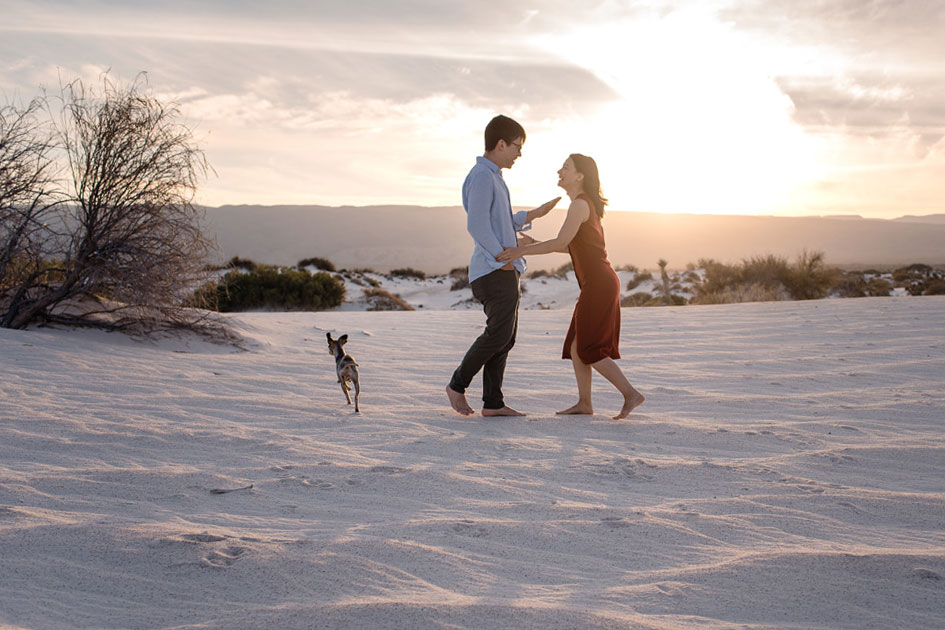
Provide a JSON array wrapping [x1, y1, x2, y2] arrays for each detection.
[[465, 171, 504, 255]]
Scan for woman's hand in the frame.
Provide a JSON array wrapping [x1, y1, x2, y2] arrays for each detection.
[[525, 197, 561, 223], [497, 246, 525, 262], [534, 197, 561, 218]]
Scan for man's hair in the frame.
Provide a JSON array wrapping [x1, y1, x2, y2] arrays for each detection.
[[484, 115, 526, 152]]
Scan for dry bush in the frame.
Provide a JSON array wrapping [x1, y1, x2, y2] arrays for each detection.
[[692, 251, 837, 304], [2, 74, 218, 333], [0, 98, 64, 324], [362, 288, 414, 311]]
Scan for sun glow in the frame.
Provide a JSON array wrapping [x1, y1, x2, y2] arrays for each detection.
[[529, 12, 822, 215]]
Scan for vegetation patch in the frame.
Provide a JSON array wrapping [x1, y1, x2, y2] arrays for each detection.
[[362, 288, 414, 311], [297, 256, 336, 272], [206, 265, 345, 311], [390, 267, 426, 280]]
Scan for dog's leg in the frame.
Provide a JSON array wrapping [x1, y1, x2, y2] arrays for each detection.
[[352, 370, 360, 413], [340, 378, 352, 405]]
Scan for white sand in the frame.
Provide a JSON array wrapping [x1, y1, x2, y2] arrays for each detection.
[[2, 297, 944, 629]]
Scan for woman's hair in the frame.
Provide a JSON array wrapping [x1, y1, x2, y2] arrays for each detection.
[[485, 115, 526, 152], [570, 153, 608, 218]]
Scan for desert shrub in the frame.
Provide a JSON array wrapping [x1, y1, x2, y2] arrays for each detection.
[[693, 252, 837, 304], [682, 271, 701, 284], [892, 263, 944, 295], [210, 265, 345, 311], [834, 273, 893, 298], [552, 262, 574, 278], [298, 256, 336, 272], [450, 266, 469, 291], [892, 263, 934, 283], [866, 277, 893, 296], [226, 256, 258, 271], [390, 267, 426, 280], [833, 273, 868, 298], [528, 269, 550, 279], [923, 278, 945, 295], [783, 251, 839, 300], [625, 277, 641, 291], [621, 292, 654, 307], [362, 288, 414, 311], [615, 264, 638, 273]]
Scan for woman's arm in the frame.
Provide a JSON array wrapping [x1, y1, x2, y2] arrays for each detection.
[[497, 198, 590, 262], [524, 196, 562, 224]]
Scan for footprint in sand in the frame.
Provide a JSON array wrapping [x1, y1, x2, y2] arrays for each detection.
[[181, 533, 227, 543], [300, 478, 334, 489], [369, 465, 410, 474], [201, 545, 248, 569], [912, 568, 942, 580]]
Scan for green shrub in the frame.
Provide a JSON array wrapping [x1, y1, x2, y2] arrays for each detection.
[[390, 267, 426, 280], [210, 265, 345, 311], [226, 256, 258, 271], [298, 256, 336, 272]]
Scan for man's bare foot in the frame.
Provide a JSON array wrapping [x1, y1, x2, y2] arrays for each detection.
[[556, 403, 593, 415], [614, 391, 645, 419], [446, 385, 475, 416], [481, 405, 526, 417]]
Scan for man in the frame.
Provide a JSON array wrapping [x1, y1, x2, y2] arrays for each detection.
[[446, 115, 560, 417]]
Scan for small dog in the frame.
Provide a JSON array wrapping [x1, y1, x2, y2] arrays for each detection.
[[327, 332, 360, 412]]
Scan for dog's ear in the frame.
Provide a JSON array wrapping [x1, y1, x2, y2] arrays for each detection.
[[339, 334, 348, 344], [326, 332, 333, 342]]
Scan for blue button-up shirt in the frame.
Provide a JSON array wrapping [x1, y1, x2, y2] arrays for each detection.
[[462, 156, 531, 283]]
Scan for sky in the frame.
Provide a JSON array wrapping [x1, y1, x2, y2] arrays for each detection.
[[2, 0, 944, 218]]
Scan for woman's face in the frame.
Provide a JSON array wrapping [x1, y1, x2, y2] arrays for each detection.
[[557, 158, 582, 190]]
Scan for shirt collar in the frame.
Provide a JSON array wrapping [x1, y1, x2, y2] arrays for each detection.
[[477, 155, 501, 174]]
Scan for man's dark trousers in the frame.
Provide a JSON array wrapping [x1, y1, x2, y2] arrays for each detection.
[[449, 268, 520, 410]]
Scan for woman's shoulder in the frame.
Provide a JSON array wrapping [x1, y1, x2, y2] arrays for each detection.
[[569, 195, 592, 220]]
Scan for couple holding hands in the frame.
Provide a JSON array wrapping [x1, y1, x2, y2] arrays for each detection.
[[446, 115, 645, 420]]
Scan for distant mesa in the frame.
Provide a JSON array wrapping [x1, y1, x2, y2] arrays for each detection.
[[201, 205, 945, 274]]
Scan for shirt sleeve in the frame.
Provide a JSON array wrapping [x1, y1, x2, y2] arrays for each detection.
[[512, 210, 532, 233], [465, 171, 505, 255]]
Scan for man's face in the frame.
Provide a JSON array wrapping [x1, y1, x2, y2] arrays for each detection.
[[497, 137, 524, 169]]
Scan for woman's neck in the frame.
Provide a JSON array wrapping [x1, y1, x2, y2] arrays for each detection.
[[565, 185, 583, 201]]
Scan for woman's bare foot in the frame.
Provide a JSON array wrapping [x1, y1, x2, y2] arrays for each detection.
[[481, 405, 526, 417], [556, 402, 593, 415], [446, 385, 475, 416], [614, 390, 645, 419]]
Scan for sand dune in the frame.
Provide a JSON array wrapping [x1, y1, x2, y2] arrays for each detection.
[[2, 297, 944, 628]]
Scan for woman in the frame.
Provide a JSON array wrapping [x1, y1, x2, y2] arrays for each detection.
[[497, 154, 645, 419]]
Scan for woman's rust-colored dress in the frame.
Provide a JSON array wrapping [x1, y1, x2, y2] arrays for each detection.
[[562, 193, 621, 364]]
